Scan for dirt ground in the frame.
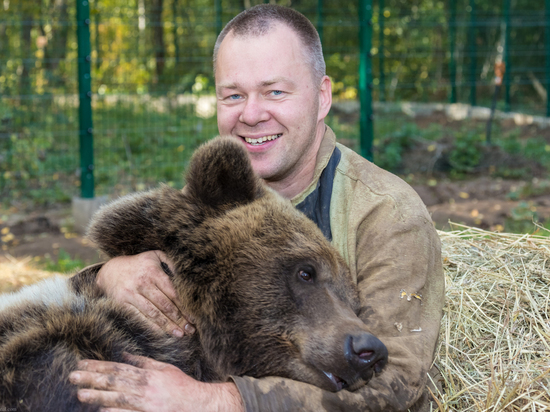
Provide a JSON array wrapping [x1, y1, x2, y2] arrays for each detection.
[[406, 112, 550, 231], [0, 207, 102, 293], [2, 110, 550, 293]]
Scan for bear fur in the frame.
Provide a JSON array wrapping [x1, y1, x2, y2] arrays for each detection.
[[0, 137, 387, 412]]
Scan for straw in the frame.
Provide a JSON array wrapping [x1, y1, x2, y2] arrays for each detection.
[[434, 223, 550, 411], [0, 254, 62, 294]]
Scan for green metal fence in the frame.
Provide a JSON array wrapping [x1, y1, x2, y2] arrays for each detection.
[[0, 0, 548, 207]]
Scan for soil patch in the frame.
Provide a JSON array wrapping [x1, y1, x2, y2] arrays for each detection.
[[413, 177, 550, 231], [1, 206, 102, 292]]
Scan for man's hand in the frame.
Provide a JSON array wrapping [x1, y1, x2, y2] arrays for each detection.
[[96, 250, 195, 337], [69, 354, 245, 412]]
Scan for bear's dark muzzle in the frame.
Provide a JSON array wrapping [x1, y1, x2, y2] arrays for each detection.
[[344, 333, 388, 378]]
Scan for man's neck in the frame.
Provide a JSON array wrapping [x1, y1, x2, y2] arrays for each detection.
[[266, 174, 314, 200]]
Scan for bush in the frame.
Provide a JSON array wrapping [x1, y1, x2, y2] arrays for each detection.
[[448, 130, 483, 174]]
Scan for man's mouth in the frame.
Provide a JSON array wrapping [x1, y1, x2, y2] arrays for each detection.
[[243, 134, 282, 146]]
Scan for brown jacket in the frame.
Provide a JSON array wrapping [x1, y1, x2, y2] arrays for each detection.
[[230, 127, 445, 411], [72, 127, 445, 411]]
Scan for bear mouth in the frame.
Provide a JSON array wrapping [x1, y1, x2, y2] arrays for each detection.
[[322, 371, 349, 391]]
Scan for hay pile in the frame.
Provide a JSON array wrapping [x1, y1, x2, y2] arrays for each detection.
[[0, 254, 62, 294], [435, 224, 550, 410]]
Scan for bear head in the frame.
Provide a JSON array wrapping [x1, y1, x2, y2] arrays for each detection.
[[88, 137, 387, 392]]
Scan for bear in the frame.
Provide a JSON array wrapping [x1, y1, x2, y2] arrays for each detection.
[[0, 137, 388, 412]]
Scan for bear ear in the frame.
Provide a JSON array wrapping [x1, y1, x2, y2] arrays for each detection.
[[185, 137, 265, 210]]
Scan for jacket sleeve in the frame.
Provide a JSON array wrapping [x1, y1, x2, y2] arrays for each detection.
[[69, 262, 104, 294], [230, 198, 444, 411]]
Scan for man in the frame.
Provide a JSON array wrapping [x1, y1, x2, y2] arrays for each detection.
[[69, 5, 445, 411]]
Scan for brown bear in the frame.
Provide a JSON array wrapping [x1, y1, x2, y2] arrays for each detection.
[[0, 137, 387, 412]]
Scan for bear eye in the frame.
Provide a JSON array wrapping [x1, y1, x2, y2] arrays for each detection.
[[298, 270, 314, 283]]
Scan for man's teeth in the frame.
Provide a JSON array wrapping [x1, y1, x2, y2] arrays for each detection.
[[244, 134, 281, 145]]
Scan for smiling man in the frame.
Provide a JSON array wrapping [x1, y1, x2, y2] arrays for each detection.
[[214, 21, 330, 200], [69, 5, 445, 411]]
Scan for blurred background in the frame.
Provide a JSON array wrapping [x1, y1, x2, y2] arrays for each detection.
[[1, 0, 550, 271]]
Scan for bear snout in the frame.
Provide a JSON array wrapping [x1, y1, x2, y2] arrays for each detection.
[[344, 333, 388, 379]]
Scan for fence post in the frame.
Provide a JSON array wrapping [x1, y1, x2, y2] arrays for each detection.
[[76, 0, 94, 198], [504, 0, 511, 112], [545, 0, 550, 117], [359, 0, 374, 162], [449, 0, 457, 103], [215, 0, 222, 35], [317, 0, 324, 46], [378, 0, 385, 102], [468, 0, 477, 107], [94, 9, 101, 71]]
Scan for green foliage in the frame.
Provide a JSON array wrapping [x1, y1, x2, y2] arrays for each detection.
[[507, 180, 550, 201], [448, 130, 483, 175], [419, 123, 444, 141], [523, 139, 550, 170], [1, 0, 548, 209], [374, 123, 419, 171], [497, 130, 522, 154], [41, 248, 87, 273], [1, 0, 546, 110], [510, 201, 538, 222], [504, 201, 550, 236], [1, 96, 217, 208]]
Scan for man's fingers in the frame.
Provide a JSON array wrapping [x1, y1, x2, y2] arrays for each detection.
[[142, 252, 196, 335], [69, 370, 138, 394], [99, 409, 135, 412], [148, 285, 197, 335], [122, 353, 175, 371], [76, 388, 140, 410], [118, 303, 165, 336], [130, 294, 186, 337], [99, 408, 135, 412], [74, 359, 143, 375], [151, 259, 196, 326], [144, 284, 186, 324]]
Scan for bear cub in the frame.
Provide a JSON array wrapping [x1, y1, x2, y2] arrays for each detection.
[[0, 137, 387, 412]]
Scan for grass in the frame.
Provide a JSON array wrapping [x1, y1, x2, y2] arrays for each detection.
[[3, 97, 550, 235], [1, 96, 218, 207], [39, 248, 87, 273]]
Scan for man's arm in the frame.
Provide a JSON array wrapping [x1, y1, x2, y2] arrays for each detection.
[[69, 353, 244, 412], [70, 209, 443, 411], [229, 211, 444, 411]]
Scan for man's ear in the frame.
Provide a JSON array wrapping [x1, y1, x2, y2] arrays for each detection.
[[185, 136, 265, 211], [317, 75, 332, 122]]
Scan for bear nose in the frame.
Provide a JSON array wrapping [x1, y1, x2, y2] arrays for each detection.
[[344, 333, 388, 377]]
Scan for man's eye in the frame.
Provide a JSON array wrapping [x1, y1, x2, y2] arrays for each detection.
[[271, 90, 284, 96], [229, 94, 241, 100]]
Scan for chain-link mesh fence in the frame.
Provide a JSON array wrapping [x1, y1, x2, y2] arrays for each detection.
[[0, 0, 548, 207]]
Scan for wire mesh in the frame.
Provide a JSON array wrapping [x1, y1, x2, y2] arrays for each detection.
[[0, 0, 547, 207]]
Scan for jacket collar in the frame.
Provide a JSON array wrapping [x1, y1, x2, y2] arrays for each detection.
[[291, 125, 336, 206]]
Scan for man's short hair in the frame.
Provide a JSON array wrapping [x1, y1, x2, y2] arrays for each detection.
[[213, 4, 326, 84]]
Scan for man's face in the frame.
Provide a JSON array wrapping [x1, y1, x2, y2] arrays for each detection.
[[215, 24, 331, 189]]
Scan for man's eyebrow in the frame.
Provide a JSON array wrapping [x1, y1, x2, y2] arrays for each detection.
[[217, 83, 239, 90], [260, 77, 295, 87], [217, 78, 296, 90]]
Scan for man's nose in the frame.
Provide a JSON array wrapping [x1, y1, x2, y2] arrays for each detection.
[[239, 96, 270, 126]]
